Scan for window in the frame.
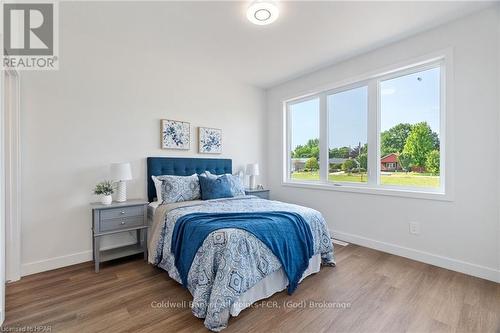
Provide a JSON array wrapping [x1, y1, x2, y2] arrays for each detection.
[[284, 58, 446, 197], [328, 86, 368, 183], [380, 67, 441, 188], [288, 97, 320, 181]]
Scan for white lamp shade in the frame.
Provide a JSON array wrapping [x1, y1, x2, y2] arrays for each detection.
[[245, 163, 260, 176], [110, 162, 132, 181]]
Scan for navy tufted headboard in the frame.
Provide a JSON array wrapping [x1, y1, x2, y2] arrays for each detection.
[[147, 157, 232, 202]]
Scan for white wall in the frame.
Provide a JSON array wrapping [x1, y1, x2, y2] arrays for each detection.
[[19, 3, 266, 275], [267, 8, 500, 282]]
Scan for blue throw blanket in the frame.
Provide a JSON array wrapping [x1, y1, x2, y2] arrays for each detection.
[[170, 211, 314, 294]]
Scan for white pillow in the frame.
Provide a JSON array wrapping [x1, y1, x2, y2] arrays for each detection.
[[151, 176, 163, 202]]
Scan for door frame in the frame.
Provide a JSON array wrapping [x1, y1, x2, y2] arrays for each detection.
[[3, 69, 21, 283]]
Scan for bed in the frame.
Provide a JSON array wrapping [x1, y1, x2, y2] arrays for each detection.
[[147, 157, 335, 331]]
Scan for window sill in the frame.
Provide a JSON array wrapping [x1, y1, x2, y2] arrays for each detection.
[[281, 180, 452, 201]]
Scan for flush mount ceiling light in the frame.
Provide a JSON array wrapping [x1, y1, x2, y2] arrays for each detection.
[[247, 1, 279, 25]]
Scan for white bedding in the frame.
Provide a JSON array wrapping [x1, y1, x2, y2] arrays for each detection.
[[147, 201, 159, 225]]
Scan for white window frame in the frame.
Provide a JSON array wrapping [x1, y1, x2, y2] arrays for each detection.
[[285, 95, 321, 184], [282, 52, 452, 201]]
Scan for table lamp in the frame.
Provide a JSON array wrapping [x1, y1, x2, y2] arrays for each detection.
[[110, 162, 132, 202], [246, 163, 259, 189]]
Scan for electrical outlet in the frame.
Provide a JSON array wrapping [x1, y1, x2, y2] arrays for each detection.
[[409, 222, 420, 235]]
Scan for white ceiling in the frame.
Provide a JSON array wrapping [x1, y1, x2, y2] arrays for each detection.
[[70, 1, 496, 88]]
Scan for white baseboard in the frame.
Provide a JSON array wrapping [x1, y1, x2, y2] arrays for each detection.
[[21, 250, 92, 276], [332, 238, 349, 246], [332, 229, 500, 283], [20, 241, 137, 277], [20, 232, 500, 283]]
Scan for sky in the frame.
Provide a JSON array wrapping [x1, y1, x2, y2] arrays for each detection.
[[290, 67, 440, 150]]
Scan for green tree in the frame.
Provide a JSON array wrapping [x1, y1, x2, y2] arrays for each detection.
[[304, 157, 319, 171], [398, 152, 412, 172], [403, 122, 436, 169], [342, 159, 357, 172], [329, 146, 350, 159], [292, 145, 306, 158], [292, 138, 319, 160], [425, 150, 440, 175], [310, 146, 319, 161], [381, 123, 413, 156], [357, 153, 367, 170]]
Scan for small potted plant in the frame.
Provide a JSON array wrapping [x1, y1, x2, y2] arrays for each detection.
[[93, 180, 114, 205]]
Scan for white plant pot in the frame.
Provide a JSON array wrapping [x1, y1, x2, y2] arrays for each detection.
[[101, 195, 112, 205]]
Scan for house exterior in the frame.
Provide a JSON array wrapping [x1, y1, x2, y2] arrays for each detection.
[[291, 158, 308, 172], [329, 157, 348, 165], [380, 153, 401, 171], [292, 157, 349, 172]]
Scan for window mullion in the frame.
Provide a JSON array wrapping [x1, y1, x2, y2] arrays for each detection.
[[285, 103, 291, 182], [319, 93, 328, 183], [367, 79, 378, 187]]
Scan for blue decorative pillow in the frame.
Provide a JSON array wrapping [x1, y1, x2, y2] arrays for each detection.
[[157, 174, 201, 204], [200, 171, 245, 197], [198, 174, 233, 200]]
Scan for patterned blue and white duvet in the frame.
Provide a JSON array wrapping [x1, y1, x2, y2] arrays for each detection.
[[149, 196, 335, 331]]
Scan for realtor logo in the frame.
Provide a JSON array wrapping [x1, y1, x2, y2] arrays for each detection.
[[2, 1, 58, 70]]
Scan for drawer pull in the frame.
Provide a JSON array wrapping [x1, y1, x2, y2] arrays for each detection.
[[120, 211, 125, 214], [120, 221, 126, 225]]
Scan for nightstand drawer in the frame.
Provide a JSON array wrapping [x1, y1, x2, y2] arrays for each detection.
[[100, 206, 144, 220], [99, 215, 144, 232]]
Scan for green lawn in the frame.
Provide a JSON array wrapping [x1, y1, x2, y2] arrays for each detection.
[[291, 171, 439, 188]]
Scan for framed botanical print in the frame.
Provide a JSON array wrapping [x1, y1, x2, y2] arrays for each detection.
[[161, 119, 190, 150], [198, 127, 222, 154]]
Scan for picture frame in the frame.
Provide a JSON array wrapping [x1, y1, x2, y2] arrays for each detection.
[[198, 127, 222, 154], [161, 119, 190, 150]]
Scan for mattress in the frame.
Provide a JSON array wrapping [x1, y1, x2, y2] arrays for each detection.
[[147, 201, 160, 222]]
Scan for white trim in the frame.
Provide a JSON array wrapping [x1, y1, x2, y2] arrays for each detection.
[[282, 103, 289, 183], [283, 50, 453, 200], [283, 181, 451, 201], [332, 239, 349, 247], [20, 241, 137, 276], [497, 4, 500, 284], [319, 93, 327, 182], [21, 251, 92, 277], [332, 229, 500, 283], [0, 49, 6, 327], [367, 80, 378, 187], [4, 70, 21, 282]]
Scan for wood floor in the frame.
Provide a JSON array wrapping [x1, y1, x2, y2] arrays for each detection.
[[3, 244, 500, 333]]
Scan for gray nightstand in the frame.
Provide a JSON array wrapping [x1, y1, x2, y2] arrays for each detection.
[[245, 188, 270, 199], [91, 199, 149, 272]]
